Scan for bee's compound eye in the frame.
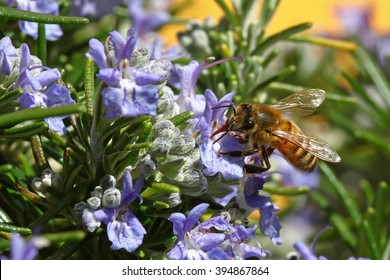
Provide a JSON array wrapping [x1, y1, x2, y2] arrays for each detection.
[[240, 117, 254, 130]]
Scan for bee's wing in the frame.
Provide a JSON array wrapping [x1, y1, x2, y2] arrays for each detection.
[[270, 89, 326, 118], [272, 130, 341, 162]]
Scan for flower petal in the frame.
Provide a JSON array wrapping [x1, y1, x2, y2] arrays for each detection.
[[259, 203, 283, 245], [94, 207, 116, 224], [109, 31, 126, 66], [183, 203, 209, 233], [87, 38, 107, 69], [192, 232, 226, 251], [107, 210, 146, 252], [293, 241, 318, 260], [167, 241, 187, 260]]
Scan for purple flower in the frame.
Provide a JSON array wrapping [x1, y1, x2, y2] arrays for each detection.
[[87, 28, 173, 118], [168, 203, 229, 260], [335, 6, 375, 49], [196, 89, 244, 180], [8, 0, 63, 41], [167, 203, 268, 260], [15, 44, 75, 134], [0, 233, 48, 260], [94, 171, 146, 252], [128, 0, 171, 37], [175, 56, 243, 117], [292, 225, 369, 260], [244, 174, 283, 245], [334, 5, 390, 67], [0, 36, 17, 76], [293, 226, 331, 260], [68, 0, 122, 17]]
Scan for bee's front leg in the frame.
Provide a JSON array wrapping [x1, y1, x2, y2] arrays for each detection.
[[219, 148, 259, 157], [228, 131, 249, 144], [243, 146, 274, 174]]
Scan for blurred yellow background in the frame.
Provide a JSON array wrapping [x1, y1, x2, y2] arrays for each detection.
[[161, 0, 390, 44]]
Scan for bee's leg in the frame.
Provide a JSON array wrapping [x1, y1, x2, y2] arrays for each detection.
[[243, 146, 272, 173], [219, 148, 259, 157], [229, 131, 249, 144]]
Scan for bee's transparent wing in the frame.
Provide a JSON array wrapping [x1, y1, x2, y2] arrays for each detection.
[[272, 130, 341, 162], [270, 89, 326, 118]]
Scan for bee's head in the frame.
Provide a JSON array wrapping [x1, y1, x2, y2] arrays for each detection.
[[229, 103, 254, 132], [210, 103, 254, 143]]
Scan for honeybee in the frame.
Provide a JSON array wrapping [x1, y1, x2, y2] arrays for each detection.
[[211, 89, 341, 173]]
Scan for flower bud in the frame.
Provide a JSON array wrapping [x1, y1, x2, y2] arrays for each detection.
[[150, 137, 172, 157], [157, 86, 175, 115], [41, 169, 53, 179], [152, 120, 179, 138], [164, 192, 182, 208], [130, 48, 150, 67], [90, 186, 103, 198], [87, 196, 101, 210], [154, 192, 182, 208], [105, 36, 117, 68], [32, 178, 44, 192], [178, 169, 207, 196], [99, 174, 117, 190], [41, 177, 52, 188], [51, 174, 63, 189], [158, 156, 186, 178], [136, 154, 157, 176], [82, 208, 101, 232], [102, 187, 121, 208], [191, 29, 211, 55], [169, 136, 195, 155], [142, 59, 174, 84], [74, 201, 88, 216]]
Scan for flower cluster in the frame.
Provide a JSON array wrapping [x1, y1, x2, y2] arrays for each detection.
[[75, 171, 146, 252], [0, 37, 75, 133], [2, 0, 373, 262], [31, 169, 62, 199], [167, 203, 268, 260], [87, 28, 173, 118]]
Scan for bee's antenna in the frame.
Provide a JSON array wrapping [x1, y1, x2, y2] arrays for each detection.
[[211, 104, 236, 115]]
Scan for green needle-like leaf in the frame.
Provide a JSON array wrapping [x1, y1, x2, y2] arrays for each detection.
[[0, 6, 89, 25], [263, 185, 311, 196], [0, 122, 48, 139], [330, 213, 357, 250], [84, 58, 95, 118], [355, 47, 390, 109], [0, 104, 86, 128], [0, 223, 32, 235], [169, 111, 194, 127], [320, 162, 362, 227], [253, 22, 312, 54], [289, 35, 358, 51]]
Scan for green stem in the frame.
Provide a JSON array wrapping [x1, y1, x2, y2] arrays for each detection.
[[0, 104, 86, 128], [319, 162, 362, 227], [37, 23, 46, 65], [0, 7, 89, 25]]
